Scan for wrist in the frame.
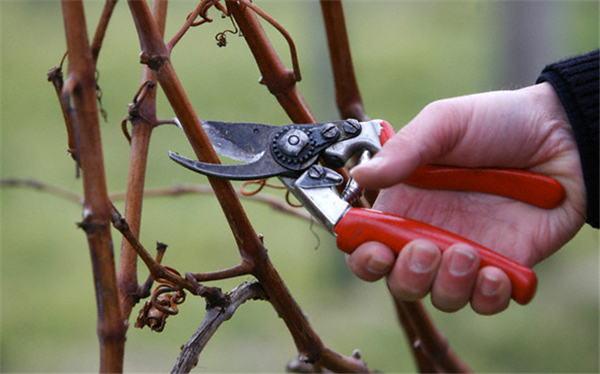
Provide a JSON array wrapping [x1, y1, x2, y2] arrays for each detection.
[[536, 50, 599, 228]]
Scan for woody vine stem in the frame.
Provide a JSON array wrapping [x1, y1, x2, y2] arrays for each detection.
[[45, 0, 472, 372]]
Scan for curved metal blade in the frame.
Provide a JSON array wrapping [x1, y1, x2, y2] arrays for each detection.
[[168, 151, 293, 181], [199, 119, 281, 162]]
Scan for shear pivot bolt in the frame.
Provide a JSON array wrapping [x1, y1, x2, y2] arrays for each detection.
[[321, 123, 340, 139], [278, 128, 309, 157], [343, 119, 361, 135], [308, 166, 325, 180], [288, 135, 300, 145]]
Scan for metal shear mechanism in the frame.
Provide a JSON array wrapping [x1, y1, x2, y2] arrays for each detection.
[[169, 119, 386, 229], [169, 119, 381, 180], [169, 118, 566, 306], [169, 119, 387, 230]]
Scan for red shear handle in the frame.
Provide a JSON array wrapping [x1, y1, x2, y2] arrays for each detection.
[[406, 165, 565, 209], [374, 122, 564, 209], [378, 120, 396, 145], [335, 208, 537, 305]]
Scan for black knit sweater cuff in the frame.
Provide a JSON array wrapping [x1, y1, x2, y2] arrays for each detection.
[[536, 50, 599, 228]]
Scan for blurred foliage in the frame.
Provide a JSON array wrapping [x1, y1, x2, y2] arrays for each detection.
[[1, 1, 598, 373]]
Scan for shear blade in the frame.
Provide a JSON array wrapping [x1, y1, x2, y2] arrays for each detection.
[[168, 151, 293, 181], [199, 120, 281, 162]]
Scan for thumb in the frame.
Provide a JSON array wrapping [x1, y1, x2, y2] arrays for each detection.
[[352, 100, 464, 189]]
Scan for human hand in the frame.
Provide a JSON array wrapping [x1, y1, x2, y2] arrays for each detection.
[[347, 82, 587, 315]]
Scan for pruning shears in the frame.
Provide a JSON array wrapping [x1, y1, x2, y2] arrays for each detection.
[[168, 119, 565, 305]]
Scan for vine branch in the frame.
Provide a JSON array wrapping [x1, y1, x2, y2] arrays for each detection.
[[41, 1, 474, 372], [90, 0, 118, 62], [226, 0, 314, 123], [118, 0, 169, 321], [172, 281, 269, 373], [60, 1, 125, 371], [0, 179, 313, 222]]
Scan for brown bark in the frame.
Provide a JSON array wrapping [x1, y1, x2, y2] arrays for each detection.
[[320, 0, 367, 121], [61, 1, 125, 371], [118, 0, 169, 322], [49, 1, 473, 372]]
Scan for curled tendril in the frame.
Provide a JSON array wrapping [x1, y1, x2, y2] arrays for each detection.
[[215, 10, 239, 47], [183, 0, 235, 48], [240, 179, 284, 196], [187, 0, 228, 26], [151, 284, 187, 316], [241, 179, 303, 208], [120, 117, 132, 144], [234, 0, 302, 81], [120, 80, 157, 144], [135, 267, 186, 332]]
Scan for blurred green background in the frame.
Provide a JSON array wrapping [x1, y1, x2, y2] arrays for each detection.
[[1, 1, 598, 372]]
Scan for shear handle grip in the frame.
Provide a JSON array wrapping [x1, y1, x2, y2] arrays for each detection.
[[335, 208, 537, 305], [375, 123, 565, 209], [405, 165, 565, 209]]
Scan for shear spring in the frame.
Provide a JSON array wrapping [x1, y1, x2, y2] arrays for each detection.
[[340, 151, 370, 204], [340, 178, 364, 205]]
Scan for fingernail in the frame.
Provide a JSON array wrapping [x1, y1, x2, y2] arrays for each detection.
[[351, 157, 384, 175], [407, 245, 439, 274], [448, 248, 477, 276], [480, 273, 501, 296], [366, 255, 393, 275]]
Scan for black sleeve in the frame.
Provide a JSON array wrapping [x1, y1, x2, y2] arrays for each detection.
[[536, 49, 599, 228]]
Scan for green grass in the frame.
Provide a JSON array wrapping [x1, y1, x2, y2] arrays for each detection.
[[1, 1, 598, 372]]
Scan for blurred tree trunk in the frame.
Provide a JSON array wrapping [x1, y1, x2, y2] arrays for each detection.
[[497, 1, 565, 87]]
